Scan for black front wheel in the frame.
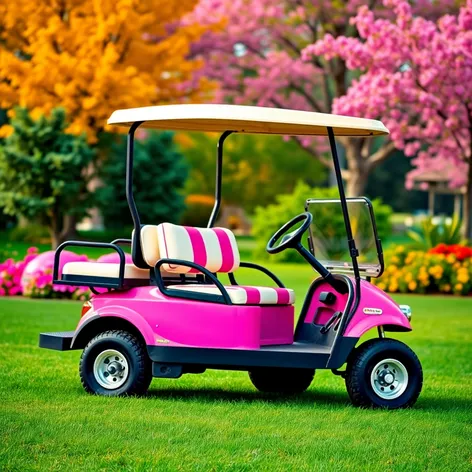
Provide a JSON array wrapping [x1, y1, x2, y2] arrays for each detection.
[[346, 338, 423, 409], [249, 368, 315, 394], [80, 330, 152, 396]]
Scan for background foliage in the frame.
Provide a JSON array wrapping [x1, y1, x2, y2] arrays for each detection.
[[179, 132, 326, 213], [0, 108, 94, 248], [252, 182, 392, 263], [97, 131, 188, 229], [0, 0, 213, 141], [375, 243, 472, 296]]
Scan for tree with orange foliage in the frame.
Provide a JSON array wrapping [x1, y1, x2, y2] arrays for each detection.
[[0, 0, 213, 141]]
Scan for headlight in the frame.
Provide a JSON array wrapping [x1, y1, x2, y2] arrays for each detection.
[[399, 304, 412, 321]]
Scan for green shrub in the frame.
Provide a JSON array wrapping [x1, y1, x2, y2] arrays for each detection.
[[252, 182, 392, 263], [97, 131, 188, 228], [0, 107, 95, 248], [8, 224, 50, 244], [407, 216, 463, 249]]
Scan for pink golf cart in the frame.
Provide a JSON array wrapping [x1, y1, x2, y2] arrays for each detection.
[[40, 105, 422, 409]]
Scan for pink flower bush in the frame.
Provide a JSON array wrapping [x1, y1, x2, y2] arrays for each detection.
[[0, 248, 133, 300], [22, 266, 89, 301], [0, 247, 89, 300], [0, 247, 38, 296]]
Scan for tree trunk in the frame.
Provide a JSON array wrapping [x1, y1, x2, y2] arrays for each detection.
[[48, 220, 61, 250], [343, 139, 369, 197], [60, 214, 78, 242], [345, 171, 369, 197], [48, 213, 78, 249]]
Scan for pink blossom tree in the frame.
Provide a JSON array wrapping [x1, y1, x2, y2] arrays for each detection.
[[188, 0, 457, 196], [304, 0, 472, 237]]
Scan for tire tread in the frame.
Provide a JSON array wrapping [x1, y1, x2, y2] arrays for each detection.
[[79, 329, 152, 396], [346, 338, 422, 409]]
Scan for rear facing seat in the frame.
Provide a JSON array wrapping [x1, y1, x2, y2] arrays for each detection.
[[62, 261, 149, 281], [60, 225, 193, 287]]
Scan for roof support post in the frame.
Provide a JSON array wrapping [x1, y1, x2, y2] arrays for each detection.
[[126, 121, 148, 268], [327, 127, 360, 281], [208, 131, 234, 228]]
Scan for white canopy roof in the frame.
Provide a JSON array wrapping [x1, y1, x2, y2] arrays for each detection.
[[107, 104, 389, 137]]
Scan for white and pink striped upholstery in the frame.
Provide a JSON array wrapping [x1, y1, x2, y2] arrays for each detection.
[[139, 225, 161, 267], [166, 284, 295, 305], [157, 223, 240, 274], [140, 222, 295, 305]]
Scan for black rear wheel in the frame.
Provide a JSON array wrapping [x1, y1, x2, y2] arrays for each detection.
[[80, 330, 152, 396], [346, 338, 422, 409], [249, 367, 315, 394]]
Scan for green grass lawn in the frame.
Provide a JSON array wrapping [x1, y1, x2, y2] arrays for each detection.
[[1, 265, 471, 471]]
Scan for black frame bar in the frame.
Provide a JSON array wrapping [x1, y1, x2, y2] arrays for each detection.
[[208, 130, 234, 228], [127, 121, 148, 269], [228, 261, 285, 288], [53, 240, 126, 289], [327, 127, 360, 282]]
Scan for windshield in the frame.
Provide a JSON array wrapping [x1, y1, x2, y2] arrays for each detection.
[[305, 197, 383, 277]]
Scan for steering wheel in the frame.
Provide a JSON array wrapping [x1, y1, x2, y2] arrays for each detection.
[[266, 212, 313, 254]]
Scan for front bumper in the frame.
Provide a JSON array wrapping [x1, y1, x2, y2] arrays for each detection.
[[39, 331, 75, 351]]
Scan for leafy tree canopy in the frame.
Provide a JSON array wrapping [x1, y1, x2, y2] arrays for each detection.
[[0, 0, 214, 141], [0, 108, 94, 247]]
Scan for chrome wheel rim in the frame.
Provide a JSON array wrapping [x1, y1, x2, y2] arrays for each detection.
[[93, 349, 129, 390], [370, 358, 408, 400]]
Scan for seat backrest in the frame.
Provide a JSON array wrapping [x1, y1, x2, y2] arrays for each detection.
[[138, 225, 162, 267], [156, 223, 240, 274]]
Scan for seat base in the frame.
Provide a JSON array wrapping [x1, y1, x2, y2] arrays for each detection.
[[62, 262, 150, 280], [167, 284, 295, 305]]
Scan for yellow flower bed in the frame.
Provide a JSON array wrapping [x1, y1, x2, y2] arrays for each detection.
[[373, 245, 472, 296]]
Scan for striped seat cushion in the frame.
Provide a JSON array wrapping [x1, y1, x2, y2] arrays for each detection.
[[62, 262, 150, 279], [157, 223, 240, 274], [167, 284, 295, 305]]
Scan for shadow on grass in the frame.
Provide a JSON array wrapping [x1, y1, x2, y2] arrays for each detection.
[[146, 386, 471, 413]]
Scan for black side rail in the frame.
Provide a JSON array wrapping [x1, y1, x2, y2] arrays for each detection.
[[155, 259, 232, 305], [53, 240, 126, 289], [228, 261, 285, 288], [111, 238, 132, 246]]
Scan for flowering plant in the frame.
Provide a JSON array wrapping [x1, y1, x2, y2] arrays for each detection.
[[374, 244, 472, 296], [428, 243, 472, 261], [22, 268, 89, 300], [0, 247, 38, 296], [0, 247, 89, 300]]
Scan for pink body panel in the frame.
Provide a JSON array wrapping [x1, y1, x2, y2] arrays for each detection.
[[304, 282, 350, 325], [83, 286, 294, 349], [344, 279, 412, 337], [299, 278, 411, 339], [79, 277, 410, 351]]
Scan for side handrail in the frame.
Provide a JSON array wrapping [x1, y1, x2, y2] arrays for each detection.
[[154, 258, 232, 305], [53, 240, 126, 288], [111, 238, 132, 246], [228, 261, 285, 288]]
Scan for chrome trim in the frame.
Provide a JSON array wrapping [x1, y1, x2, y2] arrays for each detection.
[[399, 305, 412, 321]]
